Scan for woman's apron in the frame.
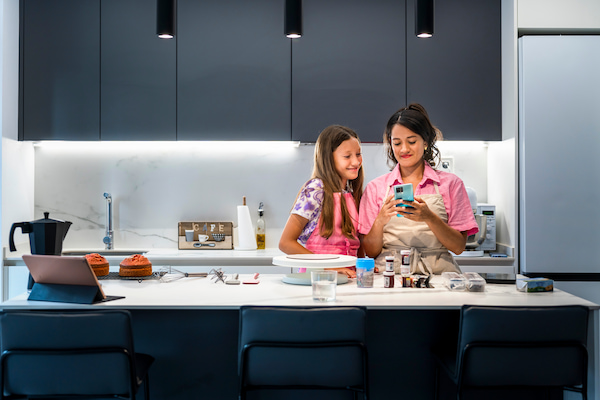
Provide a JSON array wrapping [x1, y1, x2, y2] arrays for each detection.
[[299, 192, 360, 272], [375, 183, 461, 275]]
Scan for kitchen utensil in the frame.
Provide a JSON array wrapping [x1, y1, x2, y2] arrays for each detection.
[[225, 274, 240, 285], [193, 242, 215, 247], [159, 267, 208, 283], [9, 212, 73, 290], [209, 268, 227, 283], [212, 233, 225, 242]]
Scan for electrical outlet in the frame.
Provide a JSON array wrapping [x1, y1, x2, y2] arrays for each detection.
[[440, 157, 454, 174]]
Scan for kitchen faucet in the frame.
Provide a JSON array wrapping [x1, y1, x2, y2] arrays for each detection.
[[103, 193, 113, 250]]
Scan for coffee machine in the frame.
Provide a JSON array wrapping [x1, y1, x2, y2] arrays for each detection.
[[9, 212, 72, 289]]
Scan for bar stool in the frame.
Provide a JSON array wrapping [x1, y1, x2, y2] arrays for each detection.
[[432, 305, 589, 400], [0, 310, 154, 400], [239, 306, 368, 400]]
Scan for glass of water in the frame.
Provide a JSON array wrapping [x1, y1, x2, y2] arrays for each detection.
[[311, 270, 337, 302]]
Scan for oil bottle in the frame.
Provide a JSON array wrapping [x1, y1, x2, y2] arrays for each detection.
[[256, 202, 266, 249]]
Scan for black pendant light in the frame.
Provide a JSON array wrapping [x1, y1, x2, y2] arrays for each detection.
[[157, 0, 176, 39], [285, 0, 302, 39], [415, 0, 434, 38]]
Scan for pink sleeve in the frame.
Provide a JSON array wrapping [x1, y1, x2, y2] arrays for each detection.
[[447, 179, 479, 236], [358, 182, 382, 235]]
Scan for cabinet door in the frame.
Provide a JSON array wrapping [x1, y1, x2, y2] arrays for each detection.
[[292, 0, 406, 143], [101, 0, 176, 140], [177, 0, 291, 141], [20, 0, 100, 140], [406, 0, 502, 141]]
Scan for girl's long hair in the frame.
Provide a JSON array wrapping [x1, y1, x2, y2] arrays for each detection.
[[312, 125, 364, 239]]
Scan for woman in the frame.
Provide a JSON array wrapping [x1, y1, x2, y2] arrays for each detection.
[[279, 125, 364, 278], [359, 104, 478, 274]]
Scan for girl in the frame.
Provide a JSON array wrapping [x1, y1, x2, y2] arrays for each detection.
[[359, 103, 478, 274], [279, 125, 364, 278]]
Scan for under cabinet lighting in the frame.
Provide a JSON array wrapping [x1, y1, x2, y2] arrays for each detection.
[[157, 0, 176, 39], [416, 0, 434, 38], [285, 0, 302, 38], [32, 141, 301, 153]]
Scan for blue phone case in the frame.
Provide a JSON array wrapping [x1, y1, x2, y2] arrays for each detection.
[[393, 184, 414, 217]]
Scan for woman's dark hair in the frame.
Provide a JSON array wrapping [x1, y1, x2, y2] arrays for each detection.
[[383, 103, 442, 169]]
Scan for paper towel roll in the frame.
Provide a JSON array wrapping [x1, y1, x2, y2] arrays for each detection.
[[236, 205, 257, 250]]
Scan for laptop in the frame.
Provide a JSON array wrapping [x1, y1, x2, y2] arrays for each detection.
[[22, 254, 125, 304]]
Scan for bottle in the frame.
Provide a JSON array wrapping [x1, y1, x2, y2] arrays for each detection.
[[256, 202, 266, 249], [384, 255, 395, 288], [400, 250, 411, 287]]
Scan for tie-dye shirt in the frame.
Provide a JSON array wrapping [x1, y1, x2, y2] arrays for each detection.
[[291, 178, 325, 244]]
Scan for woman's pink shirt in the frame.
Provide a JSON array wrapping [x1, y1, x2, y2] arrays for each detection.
[[358, 162, 479, 236]]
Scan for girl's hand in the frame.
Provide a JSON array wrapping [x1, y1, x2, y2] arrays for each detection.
[[330, 267, 357, 279], [396, 197, 434, 222], [375, 194, 402, 226]]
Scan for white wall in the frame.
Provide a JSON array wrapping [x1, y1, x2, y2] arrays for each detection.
[[30, 141, 488, 251]]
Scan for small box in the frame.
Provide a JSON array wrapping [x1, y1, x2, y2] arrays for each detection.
[[463, 272, 486, 292], [516, 277, 554, 292], [442, 272, 466, 291]]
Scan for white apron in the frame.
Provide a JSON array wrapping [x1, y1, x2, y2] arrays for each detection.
[[375, 182, 461, 275]]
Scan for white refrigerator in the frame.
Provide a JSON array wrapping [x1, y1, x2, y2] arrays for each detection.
[[519, 35, 600, 300]]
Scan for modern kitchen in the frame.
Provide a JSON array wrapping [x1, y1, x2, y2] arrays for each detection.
[[1, 0, 600, 399]]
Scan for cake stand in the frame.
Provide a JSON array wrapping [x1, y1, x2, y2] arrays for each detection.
[[272, 254, 357, 285]]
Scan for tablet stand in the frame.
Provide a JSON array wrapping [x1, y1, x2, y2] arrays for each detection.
[[28, 283, 103, 304]]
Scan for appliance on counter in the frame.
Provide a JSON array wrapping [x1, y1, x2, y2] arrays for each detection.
[[9, 212, 72, 290], [519, 36, 600, 281], [454, 188, 495, 257], [475, 204, 496, 252]]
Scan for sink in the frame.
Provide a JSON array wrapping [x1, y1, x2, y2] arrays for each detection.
[[62, 250, 148, 257]]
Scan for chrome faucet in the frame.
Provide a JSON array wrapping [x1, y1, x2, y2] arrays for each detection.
[[103, 193, 114, 250]]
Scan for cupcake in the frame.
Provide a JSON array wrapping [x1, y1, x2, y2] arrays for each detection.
[[85, 253, 109, 277], [119, 254, 152, 277]]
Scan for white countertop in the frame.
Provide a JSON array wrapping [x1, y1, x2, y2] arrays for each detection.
[[3, 247, 514, 268], [1, 274, 596, 310]]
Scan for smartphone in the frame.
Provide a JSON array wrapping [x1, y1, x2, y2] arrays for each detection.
[[393, 184, 414, 217]]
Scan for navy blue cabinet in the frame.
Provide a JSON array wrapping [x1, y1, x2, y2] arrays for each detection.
[[19, 0, 100, 140], [176, 0, 291, 140], [101, 0, 176, 140], [291, 0, 407, 143], [19, 0, 501, 142], [406, 0, 502, 141]]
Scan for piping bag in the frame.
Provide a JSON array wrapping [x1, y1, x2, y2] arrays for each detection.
[[236, 196, 257, 250]]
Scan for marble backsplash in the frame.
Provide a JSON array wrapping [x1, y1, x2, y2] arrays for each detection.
[[6, 140, 488, 251]]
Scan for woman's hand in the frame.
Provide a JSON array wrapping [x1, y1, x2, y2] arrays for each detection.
[[362, 194, 401, 258], [375, 194, 402, 226], [398, 197, 468, 254], [396, 197, 434, 221]]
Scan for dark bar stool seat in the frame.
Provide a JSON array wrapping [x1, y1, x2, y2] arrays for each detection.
[[432, 305, 589, 400], [239, 306, 368, 400], [0, 310, 154, 400]]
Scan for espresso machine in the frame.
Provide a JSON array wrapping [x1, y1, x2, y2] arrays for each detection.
[[9, 212, 72, 290]]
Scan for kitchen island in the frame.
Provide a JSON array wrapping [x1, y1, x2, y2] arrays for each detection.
[[1, 274, 596, 400]]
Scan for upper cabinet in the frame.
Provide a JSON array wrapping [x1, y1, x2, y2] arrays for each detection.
[[19, 0, 100, 140], [177, 0, 291, 141], [101, 0, 176, 140], [406, 0, 502, 141], [19, 0, 501, 142], [291, 0, 406, 143]]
